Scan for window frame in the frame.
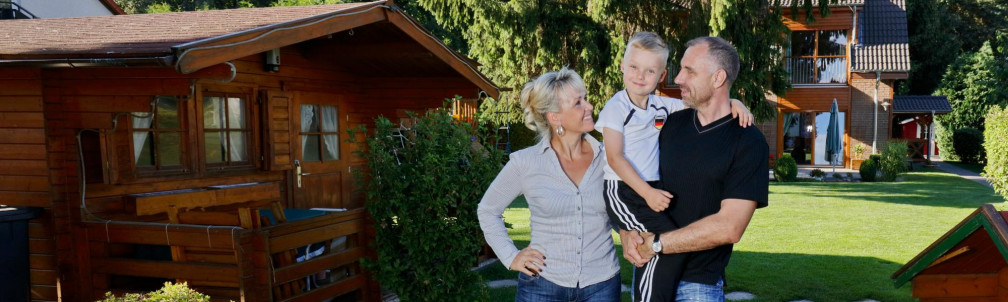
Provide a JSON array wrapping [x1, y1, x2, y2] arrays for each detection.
[[131, 95, 192, 178], [197, 87, 259, 175], [298, 103, 342, 163], [785, 29, 849, 85]]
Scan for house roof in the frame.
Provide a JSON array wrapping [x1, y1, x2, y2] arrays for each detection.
[[851, 0, 910, 73], [0, 1, 499, 98], [778, 0, 864, 7], [892, 95, 952, 114], [891, 204, 1008, 288]]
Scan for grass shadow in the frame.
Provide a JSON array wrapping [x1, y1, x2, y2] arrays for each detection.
[[727, 251, 912, 301], [770, 169, 1001, 208]]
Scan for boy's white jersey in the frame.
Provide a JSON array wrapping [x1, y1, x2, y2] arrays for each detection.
[[595, 90, 686, 181]]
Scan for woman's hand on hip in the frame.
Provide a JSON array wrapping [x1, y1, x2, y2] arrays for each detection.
[[510, 247, 547, 276]]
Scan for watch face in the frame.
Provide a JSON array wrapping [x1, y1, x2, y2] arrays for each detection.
[[652, 240, 661, 253]]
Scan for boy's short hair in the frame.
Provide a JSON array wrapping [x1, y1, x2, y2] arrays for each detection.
[[623, 32, 670, 68]]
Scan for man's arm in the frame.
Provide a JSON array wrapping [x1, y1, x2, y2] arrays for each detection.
[[637, 198, 757, 258]]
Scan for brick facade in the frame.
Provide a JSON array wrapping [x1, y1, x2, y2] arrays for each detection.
[[850, 77, 892, 155]]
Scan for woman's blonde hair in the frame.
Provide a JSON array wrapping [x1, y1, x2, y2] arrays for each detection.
[[519, 67, 587, 141]]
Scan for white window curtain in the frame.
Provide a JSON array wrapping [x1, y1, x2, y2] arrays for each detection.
[[301, 104, 315, 156], [227, 98, 245, 161], [132, 113, 154, 164], [321, 105, 339, 160]]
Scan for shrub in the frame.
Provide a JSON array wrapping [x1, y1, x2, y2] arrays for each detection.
[[860, 158, 879, 182], [774, 154, 798, 182], [98, 282, 210, 302], [984, 106, 1008, 201], [852, 143, 867, 160], [880, 141, 910, 181], [952, 127, 985, 164], [352, 106, 500, 301], [809, 168, 826, 179]]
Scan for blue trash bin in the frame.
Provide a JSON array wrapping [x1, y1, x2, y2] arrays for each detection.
[[0, 206, 41, 302]]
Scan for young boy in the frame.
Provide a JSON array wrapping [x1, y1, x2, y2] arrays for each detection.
[[595, 32, 752, 302]]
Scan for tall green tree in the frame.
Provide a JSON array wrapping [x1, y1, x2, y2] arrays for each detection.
[[418, 0, 797, 124], [935, 33, 1008, 160], [905, 0, 1007, 94]]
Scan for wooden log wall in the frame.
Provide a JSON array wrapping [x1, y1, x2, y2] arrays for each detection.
[[21, 37, 480, 301], [0, 68, 58, 301]]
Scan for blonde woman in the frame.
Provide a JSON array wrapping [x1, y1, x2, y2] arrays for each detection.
[[477, 67, 620, 301]]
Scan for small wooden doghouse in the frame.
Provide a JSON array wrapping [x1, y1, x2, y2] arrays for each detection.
[[892, 204, 1008, 301], [0, 1, 498, 301]]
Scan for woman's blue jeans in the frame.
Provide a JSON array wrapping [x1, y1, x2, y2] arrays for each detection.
[[515, 273, 621, 302]]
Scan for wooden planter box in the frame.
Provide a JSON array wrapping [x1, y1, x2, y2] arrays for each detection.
[[850, 159, 864, 170], [83, 208, 371, 302]]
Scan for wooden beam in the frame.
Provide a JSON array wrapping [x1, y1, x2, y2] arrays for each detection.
[[384, 10, 499, 99], [91, 258, 239, 283], [174, 6, 387, 74], [272, 247, 363, 284]]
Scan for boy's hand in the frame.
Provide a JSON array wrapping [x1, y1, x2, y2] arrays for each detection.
[[644, 188, 673, 212], [729, 98, 754, 127]]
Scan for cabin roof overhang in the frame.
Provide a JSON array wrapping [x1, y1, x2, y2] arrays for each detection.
[[891, 204, 1008, 288], [0, 1, 499, 99]]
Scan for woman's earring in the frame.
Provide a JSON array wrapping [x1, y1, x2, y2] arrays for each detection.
[[555, 125, 565, 137]]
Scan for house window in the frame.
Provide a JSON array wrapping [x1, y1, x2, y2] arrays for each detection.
[[133, 96, 185, 173], [203, 94, 251, 168], [300, 104, 339, 162], [781, 111, 846, 165], [786, 30, 847, 84]]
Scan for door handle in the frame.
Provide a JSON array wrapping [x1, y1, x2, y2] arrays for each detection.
[[294, 160, 303, 188]]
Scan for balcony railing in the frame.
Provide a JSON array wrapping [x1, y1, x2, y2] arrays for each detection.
[[0, 1, 36, 19], [786, 57, 847, 84]]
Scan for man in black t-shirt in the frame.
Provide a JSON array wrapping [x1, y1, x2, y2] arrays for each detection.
[[619, 36, 769, 301]]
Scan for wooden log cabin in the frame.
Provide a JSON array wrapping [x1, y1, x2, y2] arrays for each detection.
[[892, 204, 1008, 301], [0, 1, 499, 301]]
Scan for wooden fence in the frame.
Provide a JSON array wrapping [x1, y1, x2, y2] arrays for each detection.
[[83, 208, 370, 302]]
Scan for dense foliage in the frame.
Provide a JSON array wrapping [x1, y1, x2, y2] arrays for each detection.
[[952, 127, 985, 164], [352, 106, 501, 301], [774, 154, 798, 182], [880, 141, 910, 182], [983, 106, 1008, 201], [417, 0, 796, 125], [859, 157, 879, 182], [934, 34, 1008, 161], [905, 0, 1007, 94], [98, 282, 209, 302]]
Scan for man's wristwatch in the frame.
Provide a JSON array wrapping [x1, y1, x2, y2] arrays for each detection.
[[651, 237, 662, 254]]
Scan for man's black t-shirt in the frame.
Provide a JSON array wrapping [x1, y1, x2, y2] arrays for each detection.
[[658, 107, 769, 285]]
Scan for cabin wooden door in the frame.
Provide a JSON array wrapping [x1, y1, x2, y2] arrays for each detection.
[[290, 91, 354, 210]]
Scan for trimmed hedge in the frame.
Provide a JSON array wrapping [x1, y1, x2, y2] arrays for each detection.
[[774, 154, 798, 182], [952, 127, 985, 164], [860, 157, 879, 182], [984, 106, 1008, 201], [880, 141, 909, 181]]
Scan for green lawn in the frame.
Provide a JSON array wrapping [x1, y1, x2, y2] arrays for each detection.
[[477, 169, 1005, 301]]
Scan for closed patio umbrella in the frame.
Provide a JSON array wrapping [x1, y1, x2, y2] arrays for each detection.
[[825, 98, 842, 173]]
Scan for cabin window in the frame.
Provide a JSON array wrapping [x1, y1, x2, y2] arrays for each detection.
[[786, 30, 847, 84], [300, 104, 339, 162], [132, 96, 186, 174], [203, 94, 252, 169]]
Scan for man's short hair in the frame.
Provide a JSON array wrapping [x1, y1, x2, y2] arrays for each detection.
[[624, 32, 670, 68], [686, 36, 740, 85]]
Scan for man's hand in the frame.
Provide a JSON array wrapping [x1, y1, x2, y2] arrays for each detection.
[[643, 188, 673, 212], [729, 98, 754, 127], [637, 232, 658, 260], [619, 229, 647, 267]]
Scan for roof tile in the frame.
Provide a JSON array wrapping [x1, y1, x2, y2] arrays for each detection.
[[0, 2, 378, 57], [892, 95, 952, 113], [851, 0, 910, 72]]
